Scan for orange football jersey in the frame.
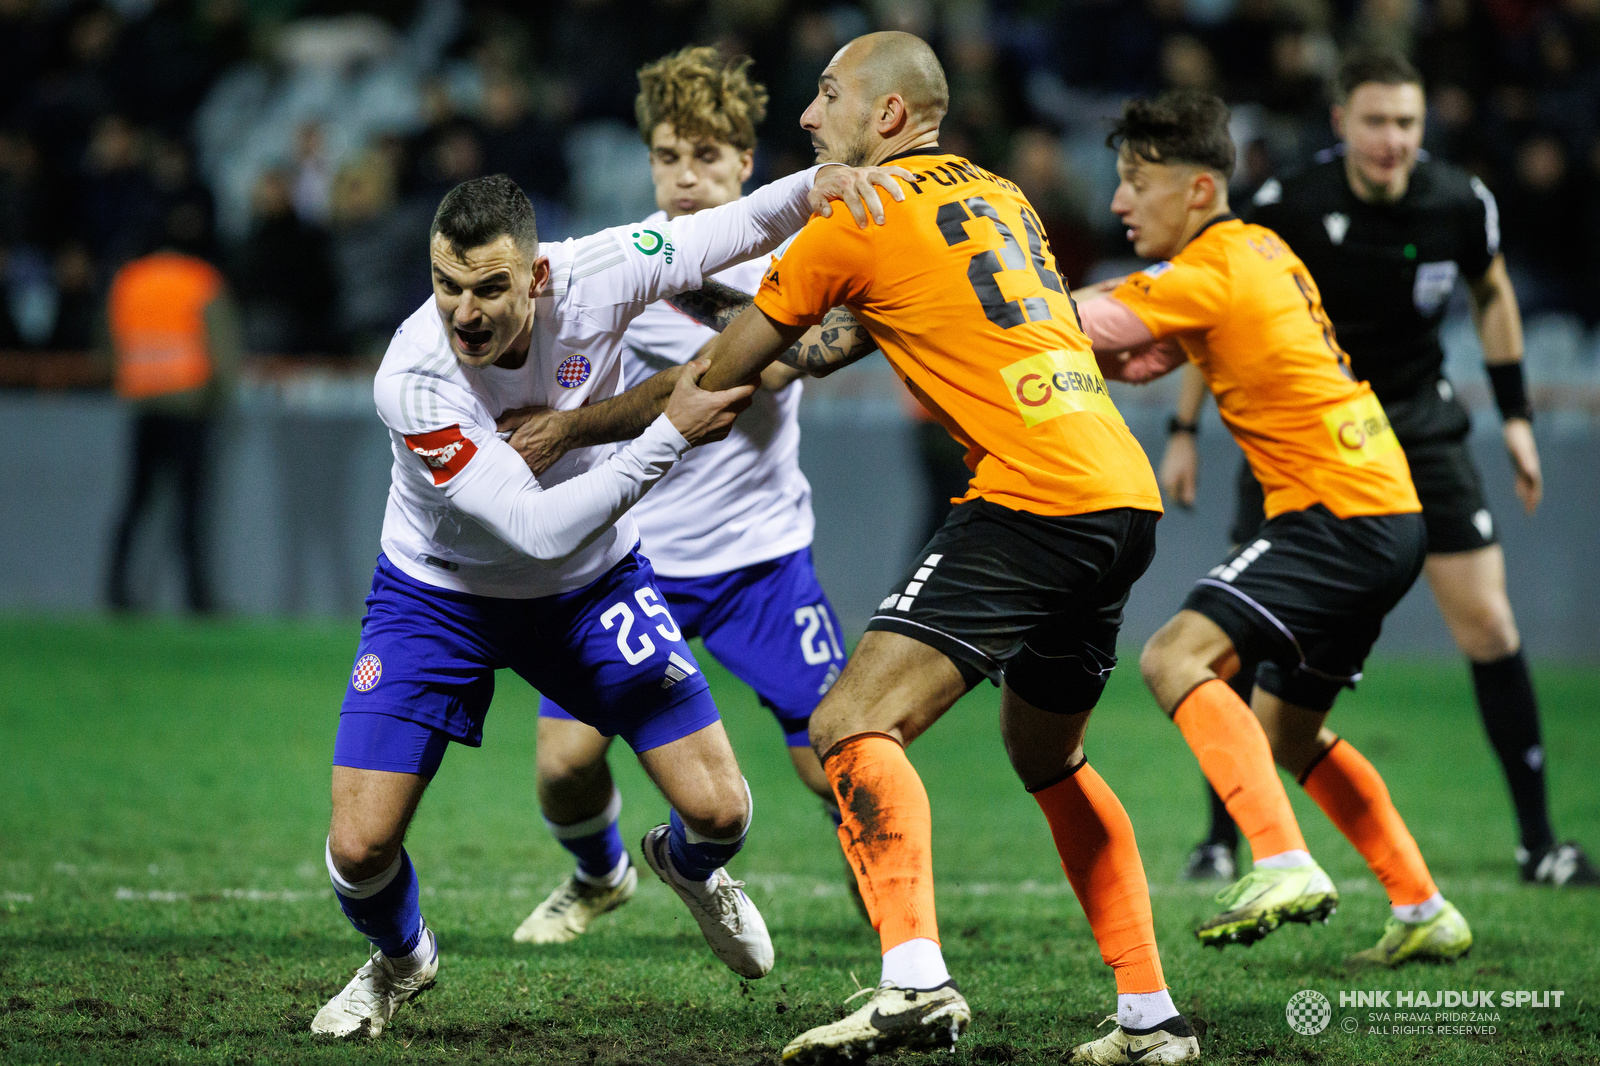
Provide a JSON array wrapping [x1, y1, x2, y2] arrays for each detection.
[[755, 150, 1161, 519], [1112, 216, 1420, 520]]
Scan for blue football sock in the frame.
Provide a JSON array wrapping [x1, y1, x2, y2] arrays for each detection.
[[546, 788, 628, 885], [326, 841, 425, 958], [667, 809, 746, 881]]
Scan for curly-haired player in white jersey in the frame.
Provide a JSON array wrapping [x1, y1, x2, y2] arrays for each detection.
[[503, 47, 875, 947], [310, 147, 907, 1035]]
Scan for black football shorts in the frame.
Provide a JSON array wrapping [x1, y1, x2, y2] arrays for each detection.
[[1230, 435, 1496, 554], [864, 499, 1158, 715], [1187, 504, 1426, 712]]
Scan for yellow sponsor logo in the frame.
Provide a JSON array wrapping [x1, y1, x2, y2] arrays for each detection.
[[1322, 391, 1401, 466], [999, 349, 1123, 428]]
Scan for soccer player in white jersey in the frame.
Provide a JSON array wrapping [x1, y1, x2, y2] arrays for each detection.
[[312, 158, 907, 1038], [507, 47, 866, 947]]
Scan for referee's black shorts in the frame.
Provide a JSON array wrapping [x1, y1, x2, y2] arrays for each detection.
[[1189, 504, 1426, 713], [865, 499, 1159, 716], [1230, 436, 1497, 554]]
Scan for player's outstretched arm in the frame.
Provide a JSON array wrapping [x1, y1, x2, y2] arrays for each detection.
[[1469, 254, 1541, 513], [776, 307, 877, 378], [497, 364, 688, 475], [445, 368, 754, 563], [666, 282, 877, 380], [1075, 295, 1188, 384], [655, 164, 911, 306], [698, 304, 811, 392]]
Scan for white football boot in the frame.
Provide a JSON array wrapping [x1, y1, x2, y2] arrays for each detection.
[[782, 981, 970, 1063], [640, 824, 773, 978], [310, 926, 438, 1038], [1069, 1014, 1200, 1064], [513, 863, 638, 944]]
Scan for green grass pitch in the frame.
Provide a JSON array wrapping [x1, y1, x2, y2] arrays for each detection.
[[2, 619, 1597, 1064]]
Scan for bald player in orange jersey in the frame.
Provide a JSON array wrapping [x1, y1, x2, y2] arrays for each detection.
[[689, 31, 1200, 1066], [1074, 90, 1473, 970]]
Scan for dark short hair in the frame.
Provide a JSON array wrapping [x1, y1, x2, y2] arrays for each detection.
[[430, 174, 537, 259], [1337, 51, 1422, 101], [1107, 90, 1235, 179]]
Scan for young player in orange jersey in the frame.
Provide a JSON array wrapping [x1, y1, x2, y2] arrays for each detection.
[[1074, 90, 1472, 968], [689, 30, 1199, 1066]]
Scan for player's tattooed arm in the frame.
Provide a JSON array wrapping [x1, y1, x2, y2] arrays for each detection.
[[663, 279, 755, 333], [667, 281, 876, 380], [776, 307, 877, 378]]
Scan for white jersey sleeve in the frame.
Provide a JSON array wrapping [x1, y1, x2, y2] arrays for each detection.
[[561, 166, 823, 331], [444, 415, 689, 562], [374, 334, 689, 565]]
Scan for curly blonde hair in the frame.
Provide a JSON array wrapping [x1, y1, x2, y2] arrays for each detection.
[[635, 46, 768, 151]]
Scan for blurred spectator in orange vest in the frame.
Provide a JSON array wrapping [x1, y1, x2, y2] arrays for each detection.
[[102, 204, 240, 613]]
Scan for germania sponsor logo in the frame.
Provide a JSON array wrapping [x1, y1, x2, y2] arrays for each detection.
[[556, 353, 592, 388], [1321, 392, 1400, 466], [999, 349, 1122, 428]]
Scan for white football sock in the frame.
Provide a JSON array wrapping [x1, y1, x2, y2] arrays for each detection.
[[879, 938, 950, 990], [1254, 849, 1314, 870], [324, 839, 401, 899], [386, 924, 434, 975], [1118, 988, 1178, 1030], [1392, 891, 1445, 923]]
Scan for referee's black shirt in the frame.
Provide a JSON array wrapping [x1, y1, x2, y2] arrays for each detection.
[[1245, 149, 1500, 443]]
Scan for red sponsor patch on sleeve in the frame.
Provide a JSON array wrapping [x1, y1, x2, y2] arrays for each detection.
[[404, 424, 478, 485]]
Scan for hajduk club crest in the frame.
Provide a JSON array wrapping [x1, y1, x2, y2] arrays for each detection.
[[557, 354, 592, 388], [352, 653, 382, 692]]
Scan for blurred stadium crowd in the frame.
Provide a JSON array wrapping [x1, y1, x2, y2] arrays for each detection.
[[1, 0, 1599, 363]]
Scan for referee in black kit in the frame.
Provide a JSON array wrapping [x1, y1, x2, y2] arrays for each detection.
[[1159, 51, 1597, 887]]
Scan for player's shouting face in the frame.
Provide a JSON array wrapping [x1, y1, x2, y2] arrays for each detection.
[[1334, 81, 1425, 202], [649, 123, 753, 219], [430, 232, 551, 368]]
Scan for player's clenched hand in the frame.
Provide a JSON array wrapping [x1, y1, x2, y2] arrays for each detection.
[[809, 164, 913, 228], [1159, 431, 1199, 509], [1096, 337, 1186, 384], [665, 357, 757, 446], [1504, 417, 1542, 513], [497, 406, 571, 476]]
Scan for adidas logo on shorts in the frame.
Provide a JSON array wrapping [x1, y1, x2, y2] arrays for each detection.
[[661, 651, 698, 689], [879, 554, 943, 613], [1208, 539, 1271, 583]]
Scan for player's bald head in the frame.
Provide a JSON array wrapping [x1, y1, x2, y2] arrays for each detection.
[[832, 31, 948, 125]]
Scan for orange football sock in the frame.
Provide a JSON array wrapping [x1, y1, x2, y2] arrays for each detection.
[[825, 732, 940, 952], [1032, 763, 1165, 994], [1301, 738, 1438, 907], [1172, 678, 1308, 861]]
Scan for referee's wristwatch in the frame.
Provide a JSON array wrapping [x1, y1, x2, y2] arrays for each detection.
[[1166, 416, 1198, 436]]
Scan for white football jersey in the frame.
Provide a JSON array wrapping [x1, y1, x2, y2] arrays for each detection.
[[621, 215, 813, 577], [373, 168, 821, 599]]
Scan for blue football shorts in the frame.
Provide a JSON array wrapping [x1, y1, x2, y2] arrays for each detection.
[[333, 550, 719, 777], [541, 547, 846, 747]]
